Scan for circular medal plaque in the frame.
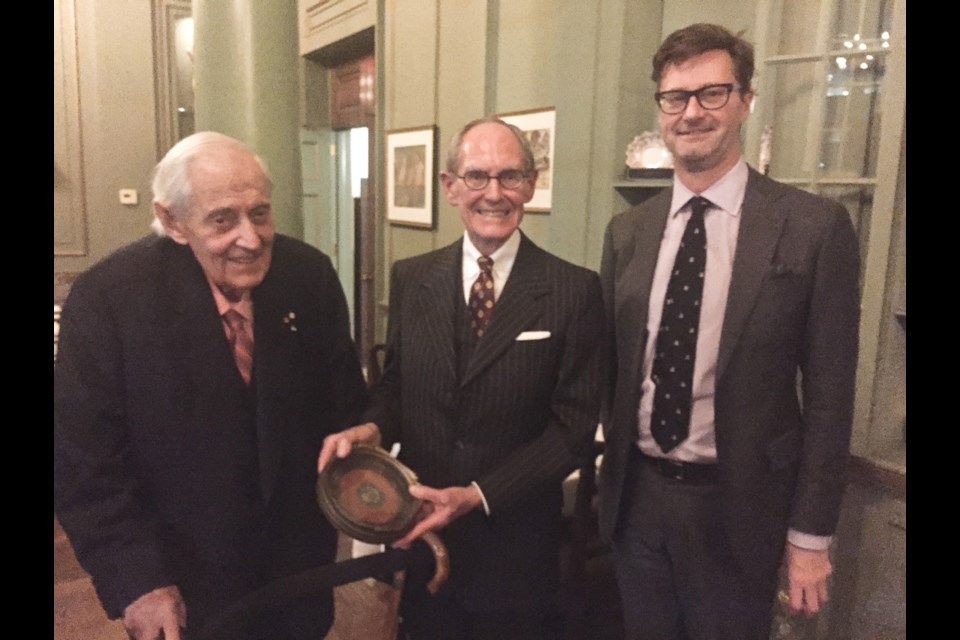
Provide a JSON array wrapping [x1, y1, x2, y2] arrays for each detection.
[[317, 445, 423, 544]]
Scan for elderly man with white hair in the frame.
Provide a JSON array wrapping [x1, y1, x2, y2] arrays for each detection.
[[54, 131, 368, 640]]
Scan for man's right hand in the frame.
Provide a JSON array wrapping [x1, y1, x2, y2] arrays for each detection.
[[390, 483, 483, 549], [317, 422, 382, 472], [122, 585, 186, 640]]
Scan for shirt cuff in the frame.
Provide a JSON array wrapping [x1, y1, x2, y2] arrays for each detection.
[[470, 481, 491, 516], [787, 529, 832, 551]]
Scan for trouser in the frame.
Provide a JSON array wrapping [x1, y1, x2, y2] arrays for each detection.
[[611, 448, 777, 640], [397, 535, 563, 640]]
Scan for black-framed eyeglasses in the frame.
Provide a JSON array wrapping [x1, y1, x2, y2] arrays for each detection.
[[456, 169, 528, 190], [654, 83, 741, 115]]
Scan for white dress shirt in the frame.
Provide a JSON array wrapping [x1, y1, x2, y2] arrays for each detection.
[[637, 159, 746, 463], [461, 229, 521, 304]]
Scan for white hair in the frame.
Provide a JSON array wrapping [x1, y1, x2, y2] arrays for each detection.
[[150, 131, 272, 224]]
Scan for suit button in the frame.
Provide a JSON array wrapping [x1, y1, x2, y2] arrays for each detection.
[[453, 440, 465, 451]]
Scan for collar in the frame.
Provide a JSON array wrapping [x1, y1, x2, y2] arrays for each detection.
[[462, 229, 521, 280], [669, 158, 749, 218], [206, 275, 254, 323]]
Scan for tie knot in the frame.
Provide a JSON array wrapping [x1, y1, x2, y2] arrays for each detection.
[[478, 255, 494, 274], [223, 309, 245, 332], [689, 196, 711, 219]]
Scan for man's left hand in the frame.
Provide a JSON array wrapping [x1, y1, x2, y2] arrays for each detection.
[[784, 543, 832, 616], [391, 484, 483, 549]]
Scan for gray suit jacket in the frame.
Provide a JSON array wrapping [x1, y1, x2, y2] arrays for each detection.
[[598, 169, 860, 583], [363, 232, 605, 610]]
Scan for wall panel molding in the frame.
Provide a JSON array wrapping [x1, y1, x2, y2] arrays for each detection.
[[152, 0, 193, 159], [54, 0, 87, 256], [299, 0, 375, 56]]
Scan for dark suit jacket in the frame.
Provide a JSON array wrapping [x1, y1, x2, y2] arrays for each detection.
[[363, 232, 604, 611], [598, 168, 860, 584], [53, 234, 368, 631]]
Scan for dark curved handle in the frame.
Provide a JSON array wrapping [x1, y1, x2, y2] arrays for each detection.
[[421, 531, 450, 594]]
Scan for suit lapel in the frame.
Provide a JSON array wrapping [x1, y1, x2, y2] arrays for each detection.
[[716, 170, 788, 381], [620, 189, 672, 382], [252, 270, 302, 503], [415, 242, 460, 384], [461, 235, 549, 387], [163, 243, 238, 401]]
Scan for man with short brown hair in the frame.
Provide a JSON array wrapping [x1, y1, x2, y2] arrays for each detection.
[[599, 24, 860, 639]]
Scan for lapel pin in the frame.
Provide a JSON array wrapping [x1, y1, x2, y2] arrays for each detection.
[[283, 311, 298, 332]]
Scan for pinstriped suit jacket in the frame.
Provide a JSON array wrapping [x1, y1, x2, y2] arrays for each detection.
[[363, 232, 605, 610]]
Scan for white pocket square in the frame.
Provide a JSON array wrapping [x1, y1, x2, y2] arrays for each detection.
[[516, 330, 551, 341]]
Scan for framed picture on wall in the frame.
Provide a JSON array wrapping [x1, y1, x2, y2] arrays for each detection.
[[385, 125, 437, 228], [495, 107, 556, 212]]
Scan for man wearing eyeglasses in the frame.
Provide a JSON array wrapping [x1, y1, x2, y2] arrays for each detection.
[[319, 117, 604, 639], [598, 24, 860, 639]]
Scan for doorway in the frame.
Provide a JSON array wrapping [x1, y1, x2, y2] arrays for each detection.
[[301, 47, 377, 377], [336, 126, 369, 337]]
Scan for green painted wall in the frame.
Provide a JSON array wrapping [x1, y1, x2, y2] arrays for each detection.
[[379, 0, 666, 298], [662, 0, 758, 44], [53, 0, 308, 275], [194, 0, 304, 238], [54, 0, 158, 276]]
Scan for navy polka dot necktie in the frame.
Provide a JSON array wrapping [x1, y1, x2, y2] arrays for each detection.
[[650, 196, 710, 453]]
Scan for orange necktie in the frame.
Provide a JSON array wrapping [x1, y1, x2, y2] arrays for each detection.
[[223, 309, 254, 384]]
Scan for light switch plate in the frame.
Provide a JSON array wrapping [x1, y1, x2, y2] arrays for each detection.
[[119, 189, 139, 205]]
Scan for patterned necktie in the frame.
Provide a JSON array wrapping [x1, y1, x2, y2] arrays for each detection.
[[223, 309, 254, 385], [650, 196, 710, 453], [468, 256, 495, 338]]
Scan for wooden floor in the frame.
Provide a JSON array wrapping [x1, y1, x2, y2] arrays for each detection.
[[54, 518, 401, 640], [54, 517, 622, 640], [54, 517, 131, 640]]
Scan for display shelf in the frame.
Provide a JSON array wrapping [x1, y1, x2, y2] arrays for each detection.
[[613, 178, 671, 207]]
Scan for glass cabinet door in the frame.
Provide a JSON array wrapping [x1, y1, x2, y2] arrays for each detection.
[[747, 0, 905, 467]]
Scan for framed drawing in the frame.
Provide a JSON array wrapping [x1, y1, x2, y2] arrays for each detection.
[[496, 107, 556, 212], [385, 125, 437, 228]]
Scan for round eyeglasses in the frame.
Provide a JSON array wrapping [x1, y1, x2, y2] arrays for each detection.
[[654, 83, 741, 115], [456, 169, 528, 191]]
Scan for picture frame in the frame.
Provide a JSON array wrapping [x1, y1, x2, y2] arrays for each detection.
[[495, 107, 556, 212], [385, 125, 437, 228]]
